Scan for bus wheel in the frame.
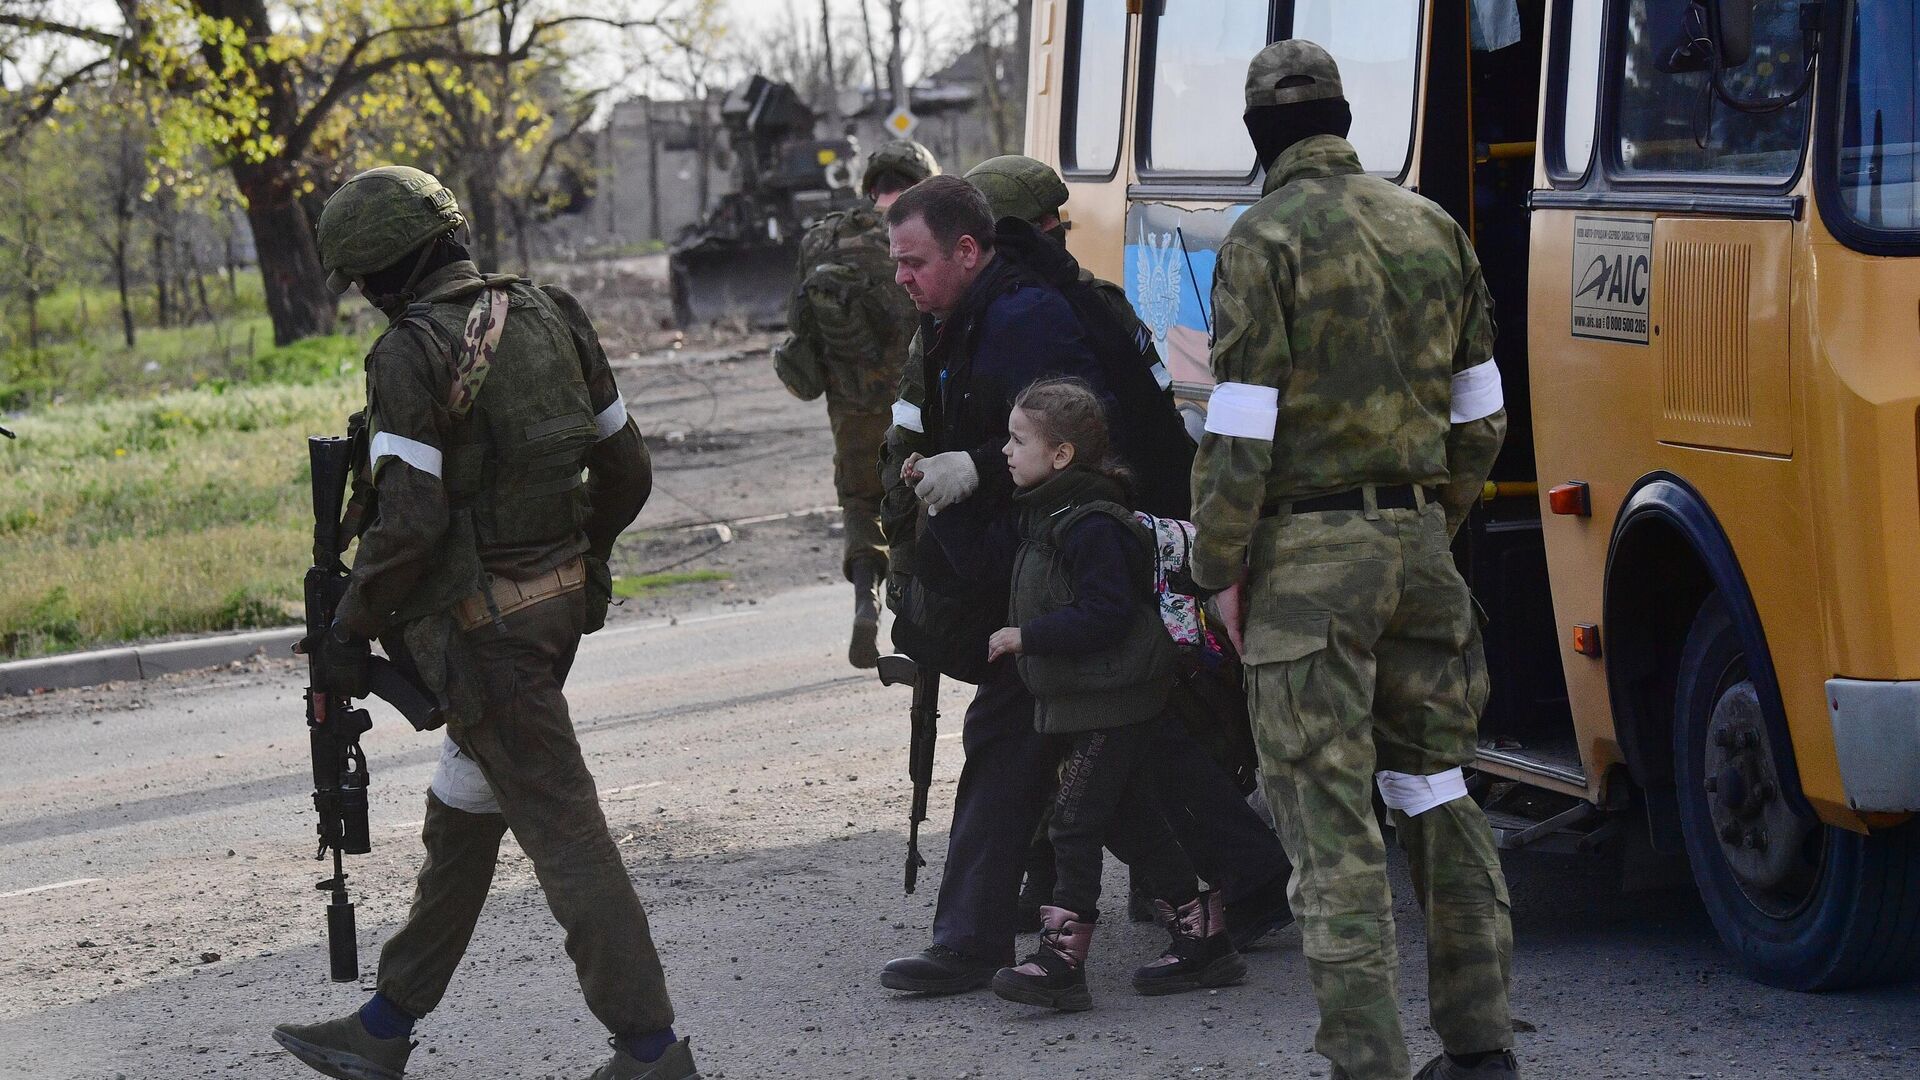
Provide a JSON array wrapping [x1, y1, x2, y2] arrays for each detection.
[[1674, 592, 1920, 990]]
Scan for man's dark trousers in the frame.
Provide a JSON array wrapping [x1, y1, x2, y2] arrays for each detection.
[[1150, 715, 1292, 908], [930, 661, 1058, 965]]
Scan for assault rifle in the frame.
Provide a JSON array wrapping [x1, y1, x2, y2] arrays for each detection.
[[876, 654, 939, 894], [302, 434, 441, 981]]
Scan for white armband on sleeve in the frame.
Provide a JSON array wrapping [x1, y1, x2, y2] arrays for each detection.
[[593, 393, 629, 441], [1449, 359, 1504, 423], [1203, 382, 1280, 441], [370, 431, 444, 478], [1375, 767, 1468, 817], [892, 399, 924, 433]]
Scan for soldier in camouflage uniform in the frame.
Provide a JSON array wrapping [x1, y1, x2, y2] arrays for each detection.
[[1188, 43, 1516, 1080], [273, 167, 699, 1080], [775, 140, 938, 668]]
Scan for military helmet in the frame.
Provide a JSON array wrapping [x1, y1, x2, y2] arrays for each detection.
[[964, 155, 1069, 224], [315, 166, 466, 294], [1244, 39, 1345, 110], [861, 140, 939, 198]]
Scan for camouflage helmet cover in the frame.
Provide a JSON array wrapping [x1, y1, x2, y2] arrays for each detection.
[[1244, 39, 1345, 110], [315, 165, 466, 294], [964, 155, 1069, 224], [861, 139, 939, 197]]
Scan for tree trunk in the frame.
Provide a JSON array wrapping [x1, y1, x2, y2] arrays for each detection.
[[818, 0, 838, 120], [888, 1, 907, 112], [646, 102, 662, 242], [466, 155, 503, 272], [114, 236, 136, 348], [859, 0, 883, 105], [232, 160, 336, 345], [153, 230, 171, 328]]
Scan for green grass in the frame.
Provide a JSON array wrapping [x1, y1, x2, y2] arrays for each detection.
[[0, 273, 265, 349], [0, 377, 363, 659], [611, 569, 731, 599]]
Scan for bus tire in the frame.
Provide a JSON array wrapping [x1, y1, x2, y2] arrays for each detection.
[[1674, 591, 1920, 990]]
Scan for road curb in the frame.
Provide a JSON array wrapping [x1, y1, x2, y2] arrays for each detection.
[[0, 626, 303, 697]]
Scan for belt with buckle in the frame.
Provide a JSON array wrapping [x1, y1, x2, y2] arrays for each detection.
[[1262, 484, 1435, 518], [454, 556, 587, 631]]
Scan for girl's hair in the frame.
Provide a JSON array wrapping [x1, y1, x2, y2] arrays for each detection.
[[1011, 377, 1133, 487]]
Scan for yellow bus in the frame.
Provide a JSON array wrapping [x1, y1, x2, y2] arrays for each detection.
[[1021, 0, 1920, 990]]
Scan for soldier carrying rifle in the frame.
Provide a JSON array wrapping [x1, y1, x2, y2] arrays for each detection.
[[273, 166, 702, 1080]]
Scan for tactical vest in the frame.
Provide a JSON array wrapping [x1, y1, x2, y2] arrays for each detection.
[[376, 277, 599, 623], [1008, 469, 1175, 734], [783, 208, 917, 410]]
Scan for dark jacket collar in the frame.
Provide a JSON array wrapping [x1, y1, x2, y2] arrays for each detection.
[[1013, 464, 1127, 520], [1261, 134, 1365, 197]]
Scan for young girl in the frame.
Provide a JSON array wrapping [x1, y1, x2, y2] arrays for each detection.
[[920, 377, 1245, 1011]]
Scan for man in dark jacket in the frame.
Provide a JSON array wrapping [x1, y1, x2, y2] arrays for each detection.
[[965, 155, 1297, 952], [877, 176, 1114, 993]]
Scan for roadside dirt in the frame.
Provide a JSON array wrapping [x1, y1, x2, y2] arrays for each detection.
[[543, 254, 869, 634]]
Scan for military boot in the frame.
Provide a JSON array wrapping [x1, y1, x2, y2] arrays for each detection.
[[271, 1013, 412, 1080], [584, 1036, 701, 1080], [1131, 890, 1247, 995], [848, 560, 882, 669], [992, 906, 1094, 1011], [1414, 1051, 1520, 1079]]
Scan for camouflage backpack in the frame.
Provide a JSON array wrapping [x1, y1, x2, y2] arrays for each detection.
[[776, 207, 918, 410]]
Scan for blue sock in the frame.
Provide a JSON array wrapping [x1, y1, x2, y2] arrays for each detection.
[[619, 1028, 679, 1063], [357, 993, 416, 1040]]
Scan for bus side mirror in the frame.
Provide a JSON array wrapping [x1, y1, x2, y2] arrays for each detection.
[[1657, 0, 1755, 74]]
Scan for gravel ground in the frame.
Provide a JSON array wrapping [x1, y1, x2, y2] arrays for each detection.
[[1, 258, 1915, 1078]]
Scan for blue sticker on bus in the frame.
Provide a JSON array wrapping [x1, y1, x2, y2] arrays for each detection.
[[1122, 202, 1247, 388]]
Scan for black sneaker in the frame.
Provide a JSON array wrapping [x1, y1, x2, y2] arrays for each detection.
[[879, 944, 998, 994]]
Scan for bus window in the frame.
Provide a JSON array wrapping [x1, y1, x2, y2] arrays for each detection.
[[1291, 0, 1422, 177], [1143, 0, 1273, 174], [1062, 0, 1126, 174], [1615, 0, 1809, 179], [1833, 6, 1920, 232], [1553, 0, 1604, 179]]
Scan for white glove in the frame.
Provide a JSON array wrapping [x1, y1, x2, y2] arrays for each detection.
[[912, 451, 980, 515]]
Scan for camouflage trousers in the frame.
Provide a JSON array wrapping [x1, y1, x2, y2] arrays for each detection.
[[828, 399, 889, 579], [377, 590, 676, 1036], [1242, 500, 1511, 1080]]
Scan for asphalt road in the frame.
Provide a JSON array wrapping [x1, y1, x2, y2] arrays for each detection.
[[1, 584, 1915, 1080]]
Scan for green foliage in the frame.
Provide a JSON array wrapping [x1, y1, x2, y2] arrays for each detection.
[[0, 379, 360, 658], [611, 569, 731, 599]]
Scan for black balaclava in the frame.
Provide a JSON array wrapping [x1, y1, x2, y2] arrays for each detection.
[[1244, 97, 1354, 170], [360, 234, 472, 317]]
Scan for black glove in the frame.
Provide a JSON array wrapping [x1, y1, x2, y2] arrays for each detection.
[[583, 555, 614, 635], [305, 621, 371, 699]]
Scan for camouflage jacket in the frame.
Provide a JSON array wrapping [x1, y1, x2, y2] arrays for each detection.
[[335, 261, 651, 637], [775, 207, 918, 412], [1188, 135, 1506, 589]]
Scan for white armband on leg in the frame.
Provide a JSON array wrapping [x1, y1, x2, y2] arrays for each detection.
[[430, 734, 501, 815], [892, 399, 924, 433], [1375, 767, 1469, 817], [1203, 382, 1280, 441], [1449, 359, 1504, 423], [593, 393, 629, 441], [370, 431, 444, 478]]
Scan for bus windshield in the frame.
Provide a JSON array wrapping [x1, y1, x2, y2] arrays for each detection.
[[1834, 5, 1920, 232]]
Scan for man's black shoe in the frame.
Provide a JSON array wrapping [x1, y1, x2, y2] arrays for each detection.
[[1224, 874, 1296, 952], [880, 945, 998, 994]]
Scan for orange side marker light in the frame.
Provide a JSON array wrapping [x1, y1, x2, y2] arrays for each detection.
[[1548, 481, 1591, 517], [1572, 623, 1602, 658]]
